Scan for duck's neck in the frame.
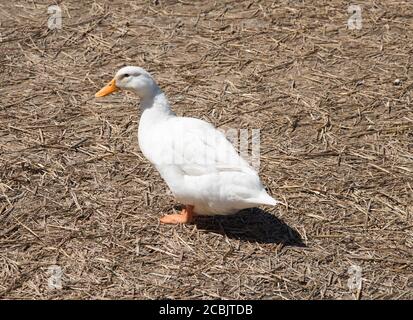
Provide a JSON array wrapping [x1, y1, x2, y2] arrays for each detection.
[[138, 88, 176, 160], [139, 88, 176, 125]]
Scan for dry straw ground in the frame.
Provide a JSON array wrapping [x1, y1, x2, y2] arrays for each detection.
[[0, 0, 412, 299]]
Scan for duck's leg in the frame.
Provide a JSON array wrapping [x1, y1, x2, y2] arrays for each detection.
[[160, 205, 194, 224]]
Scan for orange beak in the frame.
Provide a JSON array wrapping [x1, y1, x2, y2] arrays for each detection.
[[95, 78, 119, 97]]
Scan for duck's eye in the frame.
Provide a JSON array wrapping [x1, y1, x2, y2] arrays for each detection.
[[124, 74, 130, 78]]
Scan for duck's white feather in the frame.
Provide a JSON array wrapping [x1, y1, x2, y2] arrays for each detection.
[[137, 90, 278, 215]]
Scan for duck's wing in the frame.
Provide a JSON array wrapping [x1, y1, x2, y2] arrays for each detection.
[[153, 117, 278, 208], [163, 117, 254, 177]]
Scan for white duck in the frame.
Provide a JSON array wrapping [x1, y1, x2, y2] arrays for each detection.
[[95, 66, 278, 224]]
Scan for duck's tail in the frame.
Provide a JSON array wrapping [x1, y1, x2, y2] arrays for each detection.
[[246, 192, 278, 206]]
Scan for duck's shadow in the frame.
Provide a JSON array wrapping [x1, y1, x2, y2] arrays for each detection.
[[190, 207, 305, 246]]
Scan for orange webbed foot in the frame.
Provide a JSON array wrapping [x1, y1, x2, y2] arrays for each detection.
[[160, 205, 194, 224]]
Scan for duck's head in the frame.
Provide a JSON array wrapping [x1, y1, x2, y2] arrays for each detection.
[[95, 66, 159, 99]]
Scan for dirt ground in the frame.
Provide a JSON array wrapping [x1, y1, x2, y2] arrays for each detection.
[[0, 0, 412, 299]]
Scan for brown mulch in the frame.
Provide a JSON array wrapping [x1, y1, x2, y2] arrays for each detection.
[[0, 0, 412, 299]]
